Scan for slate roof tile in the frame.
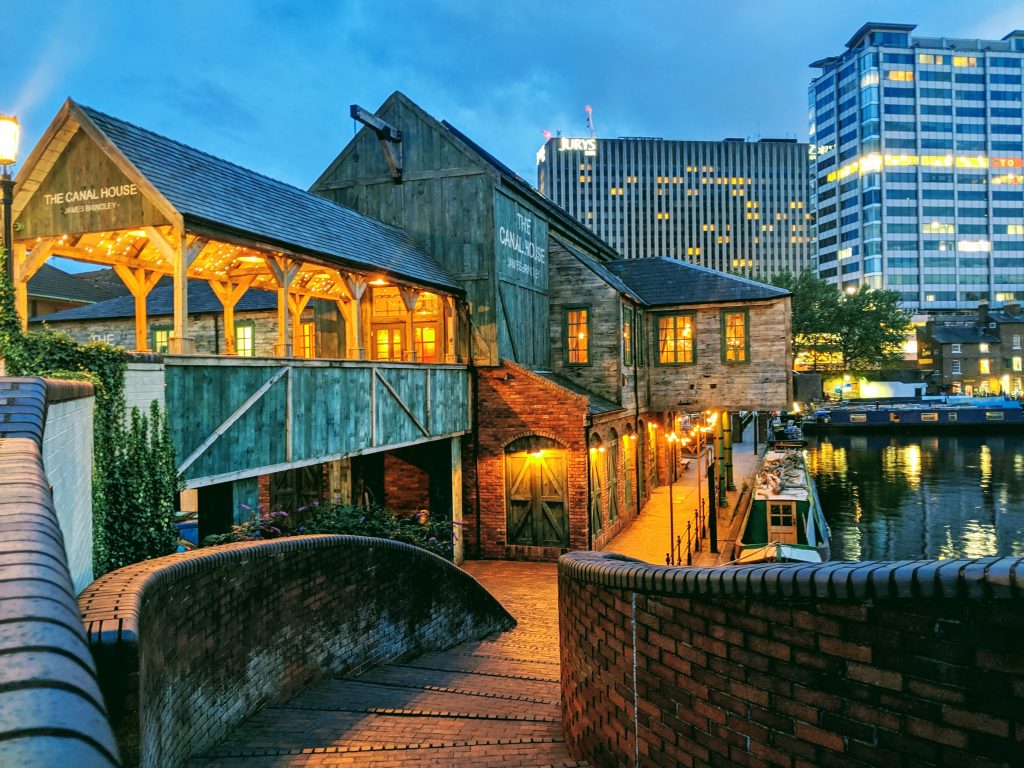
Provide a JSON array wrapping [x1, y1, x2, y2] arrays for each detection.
[[77, 103, 460, 294], [605, 257, 790, 306]]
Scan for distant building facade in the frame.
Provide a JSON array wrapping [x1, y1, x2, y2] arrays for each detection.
[[536, 136, 811, 279], [917, 302, 1024, 395], [810, 23, 1024, 312]]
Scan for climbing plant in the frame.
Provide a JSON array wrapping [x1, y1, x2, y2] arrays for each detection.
[[0, 249, 180, 575]]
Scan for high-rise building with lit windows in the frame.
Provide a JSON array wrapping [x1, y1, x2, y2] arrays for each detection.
[[810, 23, 1024, 311], [536, 136, 811, 279]]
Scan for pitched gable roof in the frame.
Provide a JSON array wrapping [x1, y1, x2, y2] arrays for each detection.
[[18, 100, 460, 294], [605, 257, 790, 307], [31, 280, 277, 323], [27, 264, 129, 304]]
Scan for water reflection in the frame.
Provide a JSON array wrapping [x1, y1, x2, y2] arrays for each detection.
[[807, 433, 1024, 561]]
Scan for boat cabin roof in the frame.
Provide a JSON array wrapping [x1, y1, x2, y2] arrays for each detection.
[[754, 449, 810, 502]]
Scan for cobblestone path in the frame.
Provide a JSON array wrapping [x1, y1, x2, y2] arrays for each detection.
[[190, 561, 585, 767]]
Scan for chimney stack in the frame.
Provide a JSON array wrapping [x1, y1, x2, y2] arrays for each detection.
[[977, 301, 990, 326]]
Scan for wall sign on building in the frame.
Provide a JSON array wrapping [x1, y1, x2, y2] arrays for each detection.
[[495, 192, 548, 292]]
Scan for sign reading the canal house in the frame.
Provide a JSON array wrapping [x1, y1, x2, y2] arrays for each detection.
[[495, 192, 548, 291], [16, 130, 169, 240]]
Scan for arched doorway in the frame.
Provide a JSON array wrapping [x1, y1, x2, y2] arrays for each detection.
[[606, 429, 619, 524], [505, 436, 569, 547]]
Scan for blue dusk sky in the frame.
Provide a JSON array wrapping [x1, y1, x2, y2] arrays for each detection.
[[7, 1, 1023, 195]]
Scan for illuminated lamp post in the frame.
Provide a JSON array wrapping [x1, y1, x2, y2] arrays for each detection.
[[704, 411, 720, 553], [0, 115, 19, 284], [665, 428, 680, 565]]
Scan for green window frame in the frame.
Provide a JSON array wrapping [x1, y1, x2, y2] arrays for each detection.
[[151, 324, 172, 354], [721, 309, 750, 364], [564, 306, 591, 366], [234, 319, 256, 357], [657, 313, 695, 365], [622, 305, 633, 366]]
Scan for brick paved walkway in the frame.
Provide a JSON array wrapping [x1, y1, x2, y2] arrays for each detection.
[[602, 437, 761, 566], [189, 561, 584, 767]]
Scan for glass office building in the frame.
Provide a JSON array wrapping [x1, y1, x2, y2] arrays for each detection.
[[536, 136, 811, 279], [810, 23, 1024, 311]]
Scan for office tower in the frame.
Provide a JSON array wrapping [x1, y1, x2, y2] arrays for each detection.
[[810, 23, 1024, 311], [537, 136, 811, 279]]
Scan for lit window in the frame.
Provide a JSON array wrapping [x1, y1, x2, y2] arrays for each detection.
[[152, 326, 171, 354], [953, 56, 978, 67], [372, 287, 405, 318], [722, 310, 749, 363], [979, 343, 990, 353], [299, 322, 316, 358], [234, 321, 255, 357], [923, 222, 955, 234], [980, 358, 991, 374], [1014, 356, 1023, 372], [887, 70, 914, 81], [918, 54, 945, 65], [566, 308, 589, 365], [414, 326, 437, 362], [702, 223, 715, 232], [658, 315, 694, 364], [1008, 225, 1024, 235], [622, 306, 633, 366], [376, 328, 402, 361]]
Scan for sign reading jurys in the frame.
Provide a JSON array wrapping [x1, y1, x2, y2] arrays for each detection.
[[495, 192, 548, 291]]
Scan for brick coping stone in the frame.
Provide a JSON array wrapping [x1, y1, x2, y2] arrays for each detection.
[[559, 550, 1024, 600], [0, 376, 117, 767]]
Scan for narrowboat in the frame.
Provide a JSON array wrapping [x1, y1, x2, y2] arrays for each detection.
[[733, 447, 830, 564], [803, 396, 1024, 432]]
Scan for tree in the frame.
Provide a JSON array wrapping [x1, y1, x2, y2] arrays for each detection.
[[772, 269, 911, 371]]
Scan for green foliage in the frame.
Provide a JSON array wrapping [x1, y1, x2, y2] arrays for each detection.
[[205, 502, 455, 560], [772, 269, 911, 372], [0, 249, 179, 575]]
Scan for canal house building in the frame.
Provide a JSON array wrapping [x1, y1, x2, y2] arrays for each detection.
[[11, 94, 792, 562], [917, 302, 1024, 395]]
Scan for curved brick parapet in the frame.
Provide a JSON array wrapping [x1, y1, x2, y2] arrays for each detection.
[[79, 535, 515, 768], [0, 377, 118, 767], [559, 550, 1024, 768]]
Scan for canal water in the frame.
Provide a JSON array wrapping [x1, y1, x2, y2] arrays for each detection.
[[805, 433, 1024, 561]]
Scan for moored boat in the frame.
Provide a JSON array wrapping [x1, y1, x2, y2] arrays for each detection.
[[803, 396, 1024, 431], [733, 447, 830, 564]]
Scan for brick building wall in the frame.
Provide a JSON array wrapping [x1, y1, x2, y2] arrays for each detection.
[[647, 298, 792, 412], [464, 363, 591, 560], [589, 412, 650, 552], [383, 450, 431, 514], [79, 535, 514, 768], [559, 551, 1024, 768]]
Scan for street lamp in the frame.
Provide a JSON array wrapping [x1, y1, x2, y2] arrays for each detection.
[[665, 429, 680, 565], [0, 114, 19, 284]]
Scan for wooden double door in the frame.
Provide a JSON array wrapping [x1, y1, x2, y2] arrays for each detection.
[[505, 447, 569, 547]]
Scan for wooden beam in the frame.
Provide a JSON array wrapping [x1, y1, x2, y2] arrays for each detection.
[[398, 286, 420, 363], [208, 276, 254, 355], [15, 238, 56, 283], [41, 242, 174, 274], [266, 255, 300, 357], [12, 243, 28, 329], [288, 292, 313, 357], [350, 104, 403, 183], [335, 300, 355, 360], [113, 264, 161, 351], [444, 295, 457, 363], [342, 273, 368, 360]]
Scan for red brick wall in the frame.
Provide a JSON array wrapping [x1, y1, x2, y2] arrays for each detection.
[[589, 413, 653, 552], [464, 363, 590, 560], [383, 451, 430, 514], [560, 552, 1024, 768], [79, 536, 514, 768]]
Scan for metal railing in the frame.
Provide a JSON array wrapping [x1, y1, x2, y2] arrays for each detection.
[[666, 501, 708, 567]]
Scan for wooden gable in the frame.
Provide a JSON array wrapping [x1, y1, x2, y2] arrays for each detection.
[[15, 117, 172, 240]]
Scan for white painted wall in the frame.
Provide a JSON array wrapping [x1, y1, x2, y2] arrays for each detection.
[[42, 396, 95, 593], [125, 361, 166, 416]]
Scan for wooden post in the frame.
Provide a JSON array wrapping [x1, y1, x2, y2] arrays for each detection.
[[451, 436, 464, 565], [398, 286, 421, 362], [444, 295, 457, 363], [288, 292, 313, 357], [335, 299, 353, 359], [11, 239, 54, 329], [146, 228, 205, 354], [341, 273, 368, 360], [266, 255, 299, 357], [208, 278, 253, 355], [113, 265, 162, 351], [724, 411, 735, 491]]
